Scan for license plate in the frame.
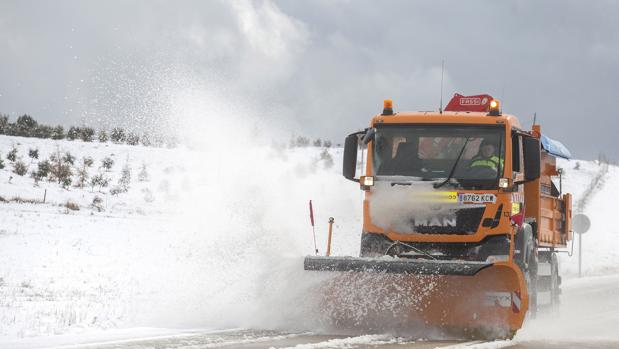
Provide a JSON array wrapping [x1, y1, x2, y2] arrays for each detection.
[[458, 193, 496, 204]]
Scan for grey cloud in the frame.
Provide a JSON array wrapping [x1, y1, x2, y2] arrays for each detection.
[[1, 0, 617, 160]]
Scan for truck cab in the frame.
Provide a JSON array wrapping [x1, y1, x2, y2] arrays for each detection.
[[343, 94, 571, 268]]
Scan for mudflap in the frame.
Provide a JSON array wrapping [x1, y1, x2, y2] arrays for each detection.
[[304, 256, 528, 339]]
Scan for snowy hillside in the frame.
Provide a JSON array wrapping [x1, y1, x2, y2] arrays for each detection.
[[0, 134, 356, 338], [0, 134, 616, 340]]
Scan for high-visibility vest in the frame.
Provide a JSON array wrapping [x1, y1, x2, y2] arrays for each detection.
[[470, 156, 504, 171]]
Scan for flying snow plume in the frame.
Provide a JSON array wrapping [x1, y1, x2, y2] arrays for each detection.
[[32, 0, 387, 335], [106, 78, 360, 332], [70, 1, 362, 333]]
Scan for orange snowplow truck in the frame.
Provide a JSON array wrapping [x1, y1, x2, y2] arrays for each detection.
[[305, 93, 573, 338]]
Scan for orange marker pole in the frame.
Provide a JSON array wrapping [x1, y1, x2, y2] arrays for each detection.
[[326, 217, 335, 257]]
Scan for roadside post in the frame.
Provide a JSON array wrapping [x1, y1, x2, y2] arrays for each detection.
[[573, 213, 591, 278]]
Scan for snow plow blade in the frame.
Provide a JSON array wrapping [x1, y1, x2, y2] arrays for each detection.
[[305, 256, 528, 339], [304, 256, 492, 276]]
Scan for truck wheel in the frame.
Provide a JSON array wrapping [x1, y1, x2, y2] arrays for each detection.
[[537, 252, 561, 315], [515, 225, 538, 317], [359, 233, 392, 257], [525, 244, 538, 318]]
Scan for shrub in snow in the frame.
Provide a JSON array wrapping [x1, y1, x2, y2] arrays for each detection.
[[49, 152, 73, 185], [138, 164, 149, 182], [0, 155, 4, 169], [13, 160, 28, 176], [36, 159, 51, 179], [34, 124, 53, 139], [80, 127, 95, 142], [296, 136, 310, 147], [140, 134, 151, 146], [28, 148, 39, 161], [320, 148, 334, 169], [67, 126, 80, 141], [324, 140, 332, 148], [7, 146, 17, 162], [61, 176, 72, 188], [150, 134, 165, 147], [574, 162, 581, 170], [76, 169, 88, 189], [91, 196, 104, 212], [117, 163, 132, 192], [126, 133, 140, 145], [0, 115, 8, 134], [101, 157, 114, 171], [65, 201, 79, 211], [165, 135, 179, 148], [90, 173, 110, 192], [98, 129, 109, 143], [83, 156, 94, 168], [75, 156, 94, 188], [111, 127, 126, 143], [313, 139, 322, 147], [63, 152, 75, 165], [14, 114, 38, 137], [51, 125, 65, 140]]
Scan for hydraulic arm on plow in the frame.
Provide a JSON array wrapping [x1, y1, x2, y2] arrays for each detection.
[[304, 94, 573, 339]]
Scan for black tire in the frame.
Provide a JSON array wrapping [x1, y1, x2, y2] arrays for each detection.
[[515, 226, 538, 318], [359, 232, 392, 257], [537, 251, 561, 315], [526, 244, 539, 318], [550, 252, 561, 308]]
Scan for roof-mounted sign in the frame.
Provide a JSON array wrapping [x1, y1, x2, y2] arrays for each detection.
[[444, 93, 494, 112]]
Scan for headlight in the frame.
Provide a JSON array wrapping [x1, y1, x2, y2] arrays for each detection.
[[361, 176, 374, 186], [499, 178, 509, 188]]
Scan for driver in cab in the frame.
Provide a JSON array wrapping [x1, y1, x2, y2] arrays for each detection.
[[470, 139, 504, 172]]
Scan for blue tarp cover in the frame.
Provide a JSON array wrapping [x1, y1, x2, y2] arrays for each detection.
[[540, 134, 572, 159]]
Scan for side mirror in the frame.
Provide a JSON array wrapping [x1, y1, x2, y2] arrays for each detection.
[[361, 128, 375, 145], [343, 133, 360, 182], [523, 137, 541, 181]]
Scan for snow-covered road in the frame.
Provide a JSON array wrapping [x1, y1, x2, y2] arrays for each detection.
[[3, 272, 618, 349]]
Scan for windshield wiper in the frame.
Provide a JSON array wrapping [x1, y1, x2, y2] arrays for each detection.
[[433, 138, 471, 189]]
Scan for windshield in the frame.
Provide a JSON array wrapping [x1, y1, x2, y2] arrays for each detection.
[[372, 124, 504, 184]]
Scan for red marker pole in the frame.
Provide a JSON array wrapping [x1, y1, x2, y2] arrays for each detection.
[[309, 200, 318, 255]]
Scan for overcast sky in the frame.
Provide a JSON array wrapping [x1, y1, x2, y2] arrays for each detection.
[[1, 0, 618, 160]]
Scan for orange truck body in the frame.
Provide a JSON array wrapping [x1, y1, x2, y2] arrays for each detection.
[[305, 94, 572, 338], [362, 112, 572, 248]]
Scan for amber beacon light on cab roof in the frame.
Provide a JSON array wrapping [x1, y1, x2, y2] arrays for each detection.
[[304, 93, 573, 339]]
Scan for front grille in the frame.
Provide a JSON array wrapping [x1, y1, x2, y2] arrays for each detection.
[[410, 207, 485, 235]]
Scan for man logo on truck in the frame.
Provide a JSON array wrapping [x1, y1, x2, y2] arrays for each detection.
[[413, 217, 457, 227]]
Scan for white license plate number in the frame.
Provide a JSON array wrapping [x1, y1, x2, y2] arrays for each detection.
[[458, 193, 496, 204]]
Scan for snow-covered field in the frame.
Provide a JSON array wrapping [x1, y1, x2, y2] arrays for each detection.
[[0, 134, 617, 345], [0, 134, 359, 340]]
